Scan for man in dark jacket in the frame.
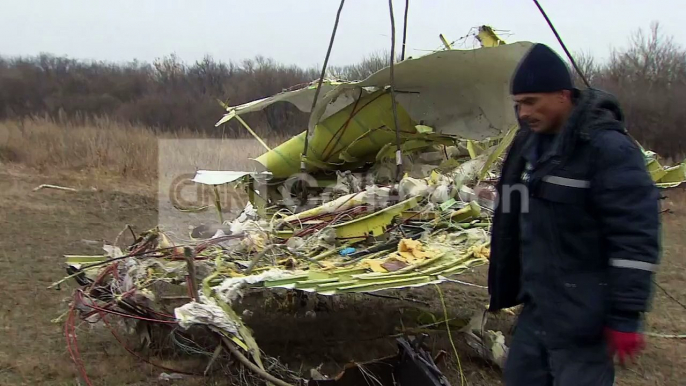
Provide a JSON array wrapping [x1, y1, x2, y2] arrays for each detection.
[[488, 43, 660, 385]]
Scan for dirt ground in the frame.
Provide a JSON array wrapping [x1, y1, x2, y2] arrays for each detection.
[[1, 167, 685, 386]]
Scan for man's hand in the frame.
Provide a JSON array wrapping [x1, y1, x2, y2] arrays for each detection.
[[605, 328, 645, 365]]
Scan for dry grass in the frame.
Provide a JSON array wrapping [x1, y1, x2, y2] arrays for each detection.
[[0, 116, 285, 188], [0, 116, 159, 180]]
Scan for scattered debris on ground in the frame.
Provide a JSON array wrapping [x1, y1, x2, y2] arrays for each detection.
[[33, 184, 78, 192], [54, 29, 686, 385]]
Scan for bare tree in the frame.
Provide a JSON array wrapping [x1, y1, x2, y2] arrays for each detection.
[[571, 51, 598, 88], [599, 22, 686, 157], [329, 51, 390, 81], [0, 23, 684, 157]]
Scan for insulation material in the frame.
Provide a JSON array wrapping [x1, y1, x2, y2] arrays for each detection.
[[174, 297, 240, 333], [214, 269, 306, 304], [281, 187, 391, 224]]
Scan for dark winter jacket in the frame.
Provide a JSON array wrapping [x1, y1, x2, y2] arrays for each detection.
[[487, 88, 661, 347]]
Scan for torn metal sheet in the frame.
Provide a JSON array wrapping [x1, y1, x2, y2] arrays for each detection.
[[191, 170, 272, 185], [643, 150, 686, 187], [253, 90, 417, 178], [331, 196, 420, 241], [216, 80, 359, 126], [218, 42, 533, 141], [218, 44, 532, 138], [308, 42, 534, 141], [655, 163, 686, 188], [217, 42, 534, 178]]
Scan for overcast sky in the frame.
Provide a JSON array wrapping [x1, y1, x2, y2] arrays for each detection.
[[1, 0, 684, 68]]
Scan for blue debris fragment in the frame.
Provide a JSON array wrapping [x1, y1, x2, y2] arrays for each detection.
[[339, 247, 356, 256]]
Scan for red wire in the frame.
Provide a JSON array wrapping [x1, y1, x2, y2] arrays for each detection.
[[89, 287, 176, 321], [92, 264, 114, 286], [65, 301, 95, 386], [96, 309, 201, 376], [68, 291, 199, 380], [65, 235, 258, 380], [76, 292, 178, 324], [119, 287, 138, 299], [292, 205, 369, 238], [116, 297, 176, 320], [146, 308, 176, 319], [112, 262, 120, 280], [65, 305, 76, 371], [82, 303, 178, 325]]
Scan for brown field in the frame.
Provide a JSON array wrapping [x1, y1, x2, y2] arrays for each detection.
[[0, 118, 684, 385]]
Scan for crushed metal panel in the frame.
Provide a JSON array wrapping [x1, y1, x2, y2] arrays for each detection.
[[216, 81, 364, 126], [317, 41, 535, 140], [477, 25, 507, 47], [191, 170, 272, 185], [254, 90, 417, 178], [656, 163, 686, 188], [219, 42, 534, 142], [331, 196, 420, 242]]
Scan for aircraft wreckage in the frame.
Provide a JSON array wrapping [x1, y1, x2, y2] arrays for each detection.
[[56, 27, 685, 386]]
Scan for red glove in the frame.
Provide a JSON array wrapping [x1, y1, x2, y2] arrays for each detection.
[[604, 328, 645, 365]]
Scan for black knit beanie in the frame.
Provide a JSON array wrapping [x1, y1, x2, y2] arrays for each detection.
[[511, 43, 573, 95]]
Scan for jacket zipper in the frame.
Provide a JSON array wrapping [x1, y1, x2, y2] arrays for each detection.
[[537, 158, 565, 277], [532, 157, 566, 334]]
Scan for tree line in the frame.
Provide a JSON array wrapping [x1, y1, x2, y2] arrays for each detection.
[[0, 22, 684, 158]]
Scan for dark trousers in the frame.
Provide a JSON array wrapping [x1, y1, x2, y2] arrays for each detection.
[[504, 305, 615, 386]]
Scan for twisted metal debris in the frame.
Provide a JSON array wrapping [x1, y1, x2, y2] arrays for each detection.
[[55, 31, 686, 385]]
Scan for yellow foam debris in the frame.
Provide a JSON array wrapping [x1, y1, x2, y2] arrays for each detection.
[[398, 239, 431, 259], [361, 259, 388, 273], [469, 244, 491, 260]]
